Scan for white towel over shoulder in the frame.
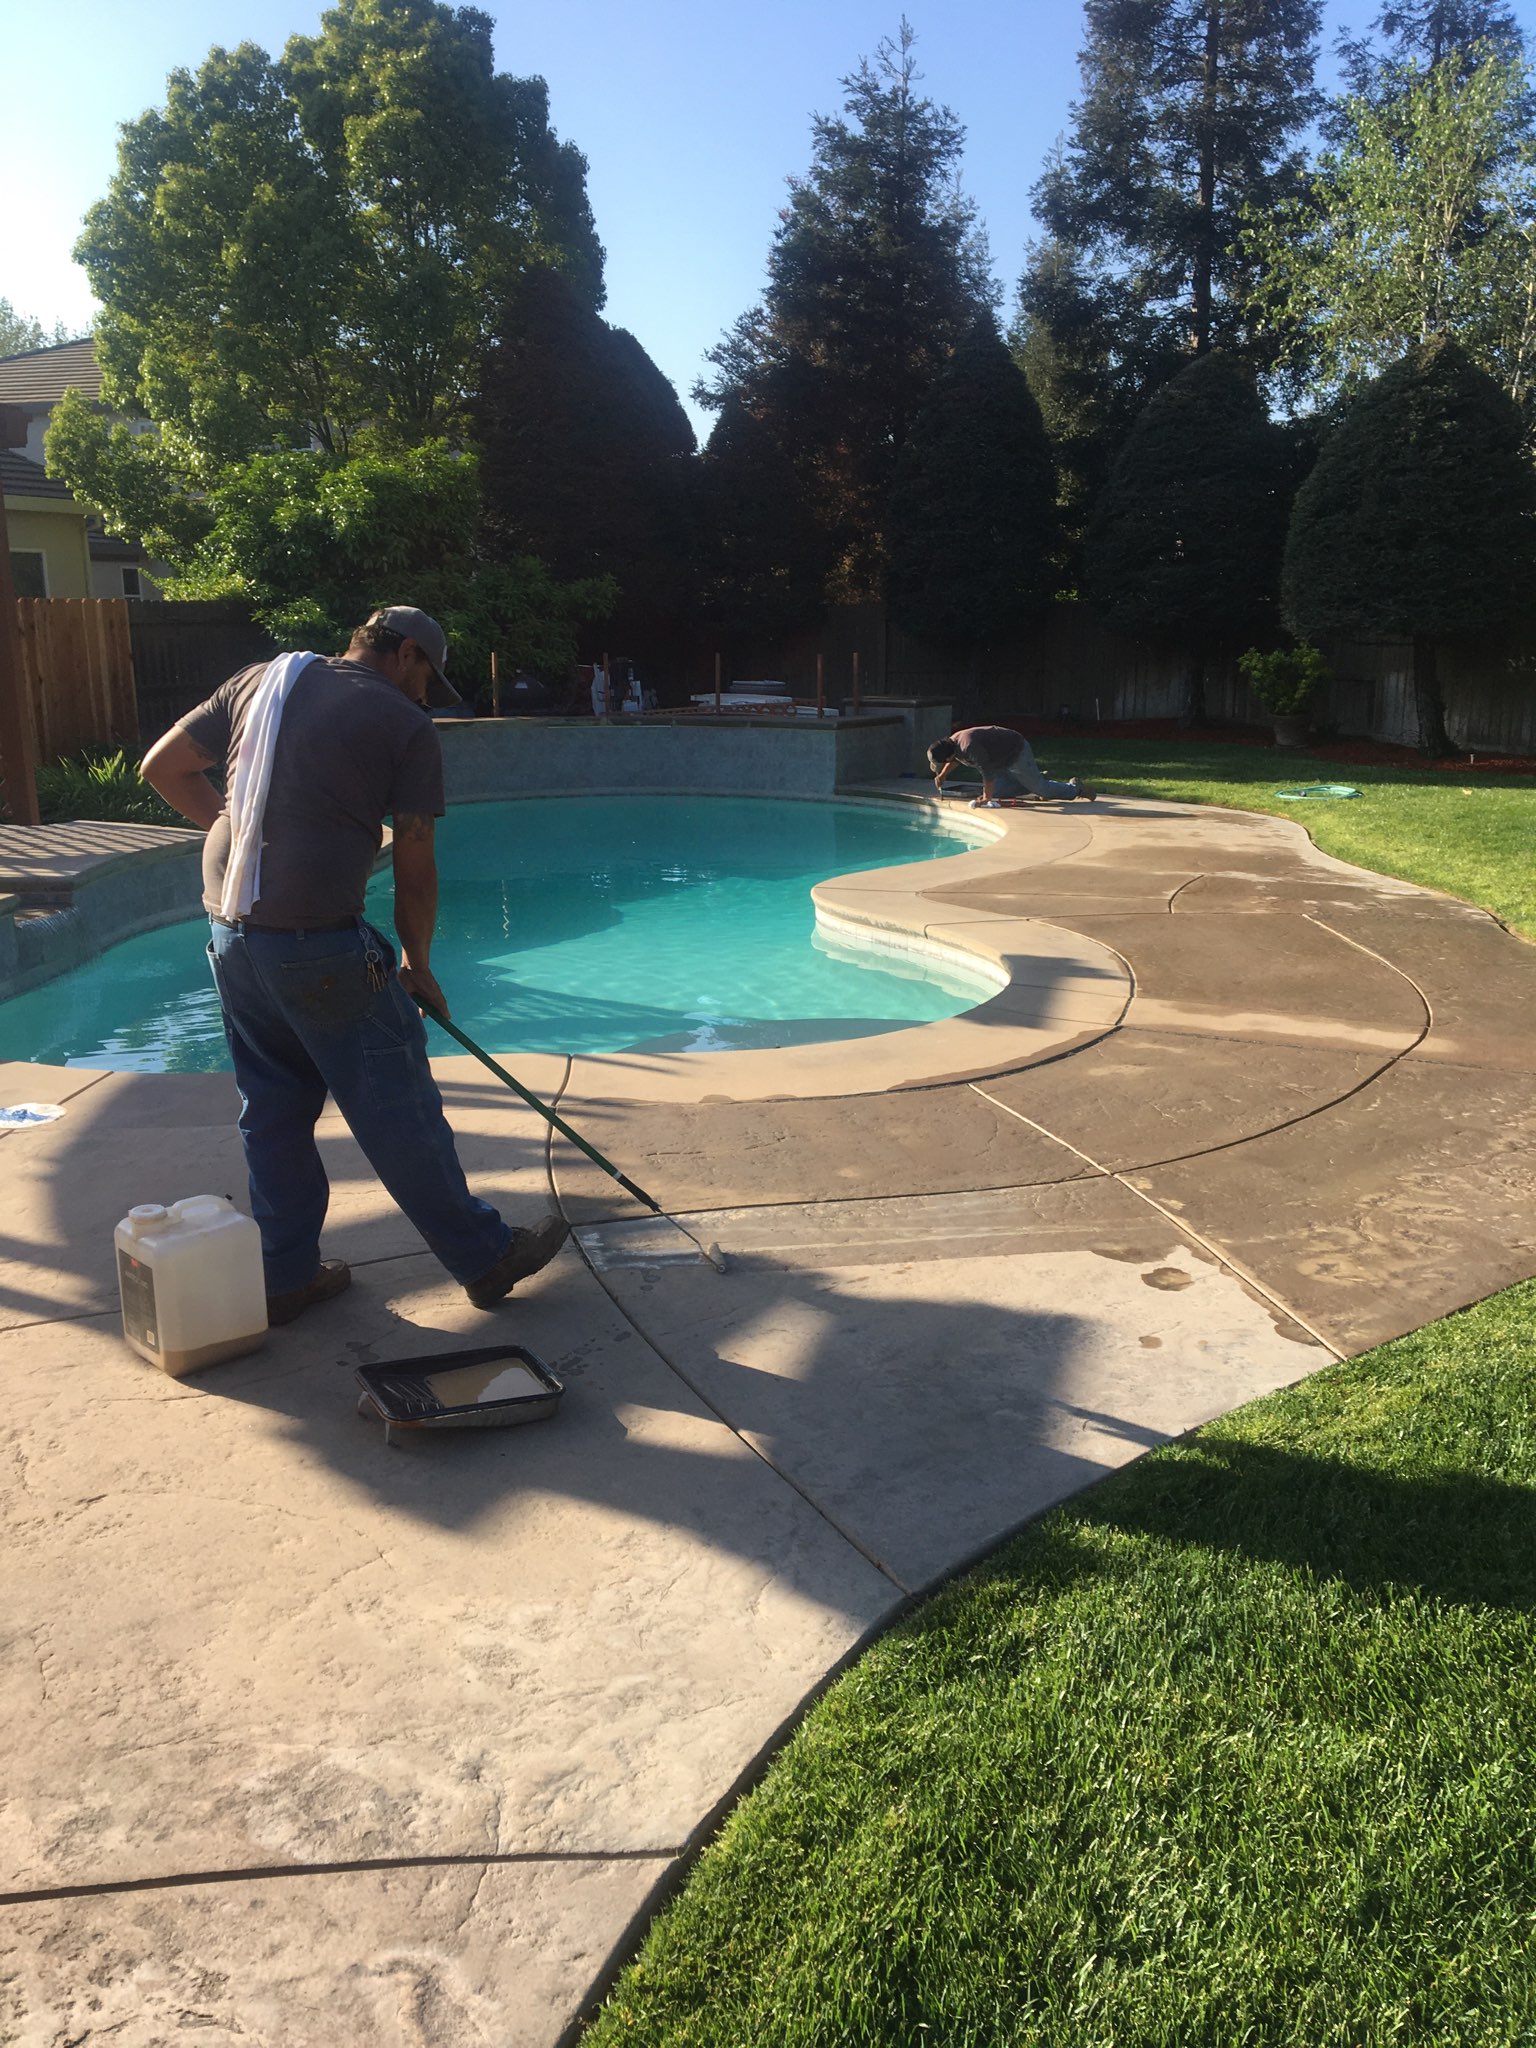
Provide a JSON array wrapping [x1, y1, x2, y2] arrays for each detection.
[[218, 650, 319, 921]]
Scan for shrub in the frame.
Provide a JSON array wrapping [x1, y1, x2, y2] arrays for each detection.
[[35, 749, 180, 827], [1238, 642, 1330, 714]]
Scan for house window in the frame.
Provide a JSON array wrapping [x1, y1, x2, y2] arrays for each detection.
[[121, 567, 142, 597], [10, 551, 47, 598]]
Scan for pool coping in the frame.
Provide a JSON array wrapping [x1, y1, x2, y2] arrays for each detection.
[[0, 791, 1131, 1100]]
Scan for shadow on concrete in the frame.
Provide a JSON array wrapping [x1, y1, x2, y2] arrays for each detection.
[[0, 1069, 551, 1327], [200, 1269, 1108, 1605]]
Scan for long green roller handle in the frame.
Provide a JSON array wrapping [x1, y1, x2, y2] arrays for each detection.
[[419, 1001, 664, 1217]]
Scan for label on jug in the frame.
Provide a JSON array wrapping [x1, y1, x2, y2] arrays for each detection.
[[117, 1248, 159, 1355]]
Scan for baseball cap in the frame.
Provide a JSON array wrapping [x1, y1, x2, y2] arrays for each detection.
[[365, 606, 461, 707]]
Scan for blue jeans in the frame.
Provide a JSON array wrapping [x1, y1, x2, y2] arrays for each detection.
[[207, 919, 511, 1296], [994, 739, 1078, 801]]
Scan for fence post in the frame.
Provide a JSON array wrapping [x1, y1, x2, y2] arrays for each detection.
[[0, 404, 40, 825]]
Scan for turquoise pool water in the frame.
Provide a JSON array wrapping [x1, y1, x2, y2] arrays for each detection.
[[0, 796, 995, 1073]]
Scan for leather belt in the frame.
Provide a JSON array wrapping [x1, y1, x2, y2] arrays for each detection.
[[211, 915, 358, 935]]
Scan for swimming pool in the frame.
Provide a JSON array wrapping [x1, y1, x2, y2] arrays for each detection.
[[0, 796, 996, 1072]]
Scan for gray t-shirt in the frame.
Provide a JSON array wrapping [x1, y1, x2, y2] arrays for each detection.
[[952, 726, 1026, 774], [178, 656, 445, 927]]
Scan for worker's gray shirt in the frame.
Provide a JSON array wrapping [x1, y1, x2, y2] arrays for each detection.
[[951, 725, 1026, 774], [177, 656, 445, 927]]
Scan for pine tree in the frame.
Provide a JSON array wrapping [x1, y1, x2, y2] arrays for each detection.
[[1282, 334, 1536, 752], [1010, 235, 1177, 585], [1031, 0, 1323, 369], [886, 321, 1058, 645], [1086, 352, 1295, 719], [1335, 0, 1524, 106], [693, 397, 827, 650], [700, 21, 994, 602], [476, 268, 695, 662]]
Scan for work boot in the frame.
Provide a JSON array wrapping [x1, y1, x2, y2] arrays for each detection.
[[466, 1214, 570, 1309], [1070, 779, 1098, 801], [267, 1258, 352, 1327]]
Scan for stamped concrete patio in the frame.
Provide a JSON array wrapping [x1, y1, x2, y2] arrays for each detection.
[[2, 790, 1533, 2046]]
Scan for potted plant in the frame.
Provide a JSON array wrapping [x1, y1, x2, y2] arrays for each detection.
[[1238, 643, 1329, 747]]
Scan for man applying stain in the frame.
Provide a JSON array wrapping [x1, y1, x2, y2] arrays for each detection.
[[140, 606, 567, 1326], [928, 726, 1097, 807]]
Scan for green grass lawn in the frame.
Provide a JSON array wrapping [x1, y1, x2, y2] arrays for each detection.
[[583, 743, 1536, 2047]]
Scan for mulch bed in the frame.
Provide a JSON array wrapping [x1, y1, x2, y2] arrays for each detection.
[[1010, 717, 1536, 775]]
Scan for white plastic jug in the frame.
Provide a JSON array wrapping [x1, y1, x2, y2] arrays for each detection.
[[114, 1195, 267, 1376]]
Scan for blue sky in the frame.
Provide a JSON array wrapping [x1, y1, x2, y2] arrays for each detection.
[[6, 0, 1518, 431]]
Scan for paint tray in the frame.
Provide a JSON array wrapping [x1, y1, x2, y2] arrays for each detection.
[[355, 1343, 563, 1436]]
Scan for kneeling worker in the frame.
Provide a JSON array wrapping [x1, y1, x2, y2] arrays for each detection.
[[141, 606, 568, 1327], [928, 726, 1096, 807]]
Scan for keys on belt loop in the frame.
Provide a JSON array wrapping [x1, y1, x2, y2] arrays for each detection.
[[362, 924, 388, 993]]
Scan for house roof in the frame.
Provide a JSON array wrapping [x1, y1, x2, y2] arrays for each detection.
[[0, 449, 76, 503], [0, 338, 103, 406]]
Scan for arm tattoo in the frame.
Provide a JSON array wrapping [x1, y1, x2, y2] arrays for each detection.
[[392, 812, 437, 843]]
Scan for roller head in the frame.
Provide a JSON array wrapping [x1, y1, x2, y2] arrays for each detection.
[[703, 1241, 728, 1274]]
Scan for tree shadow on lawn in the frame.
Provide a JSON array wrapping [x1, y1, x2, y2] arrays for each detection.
[[1054, 1429, 1536, 1613]]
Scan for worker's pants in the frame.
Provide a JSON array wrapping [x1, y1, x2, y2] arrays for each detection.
[[207, 919, 511, 1296], [995, 739, 1078, 800]]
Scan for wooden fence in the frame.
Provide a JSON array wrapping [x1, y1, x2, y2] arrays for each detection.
[[16, 597, 137, 761], [127, 599, 277, 743], [706, 604, 1536, 754], [11, 594, 1535, 767]]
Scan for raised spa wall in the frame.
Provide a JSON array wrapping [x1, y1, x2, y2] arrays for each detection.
[[435, 708, 921, 802], [0, 702, 955, 1004]]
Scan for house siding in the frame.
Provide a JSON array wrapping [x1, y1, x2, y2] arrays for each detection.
[[6, 502, 92, 598]]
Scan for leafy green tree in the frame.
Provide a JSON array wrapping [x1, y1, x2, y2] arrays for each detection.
[[48, 429, 609, 690], [46, 391, 215, 560], [283, 0, 603, 430], [693, 396, 827, 649], [1085, 351, 1295, 719], [476, 266, 695, 665], [886, 321, 1058, 645], [74, 0, 602, 467], [1247, 49, 1536, 422], [1035, 0, 1324, 366], [0, 301, 85, 357], [167, 441, 482, 641], [700, 20, 994, 601], [1282, 334, 1536, 752]]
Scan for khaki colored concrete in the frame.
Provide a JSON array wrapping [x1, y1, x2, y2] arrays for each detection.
[[0, 1060, 115, 1115], [1073, 911, 1428, 1052], [554, 1087, 1094, 1221], [1128, 1057, 1536, 1353], [5, 787, 1536, 2044], [927, 866, 1202, 916], [566, 1006, 1112, 1105], [1, 1258, 890, 1895], [1315, 898, 1536, 1072], [0, 1858, 670, 2048], [981, 1030, 1392, 1173]]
